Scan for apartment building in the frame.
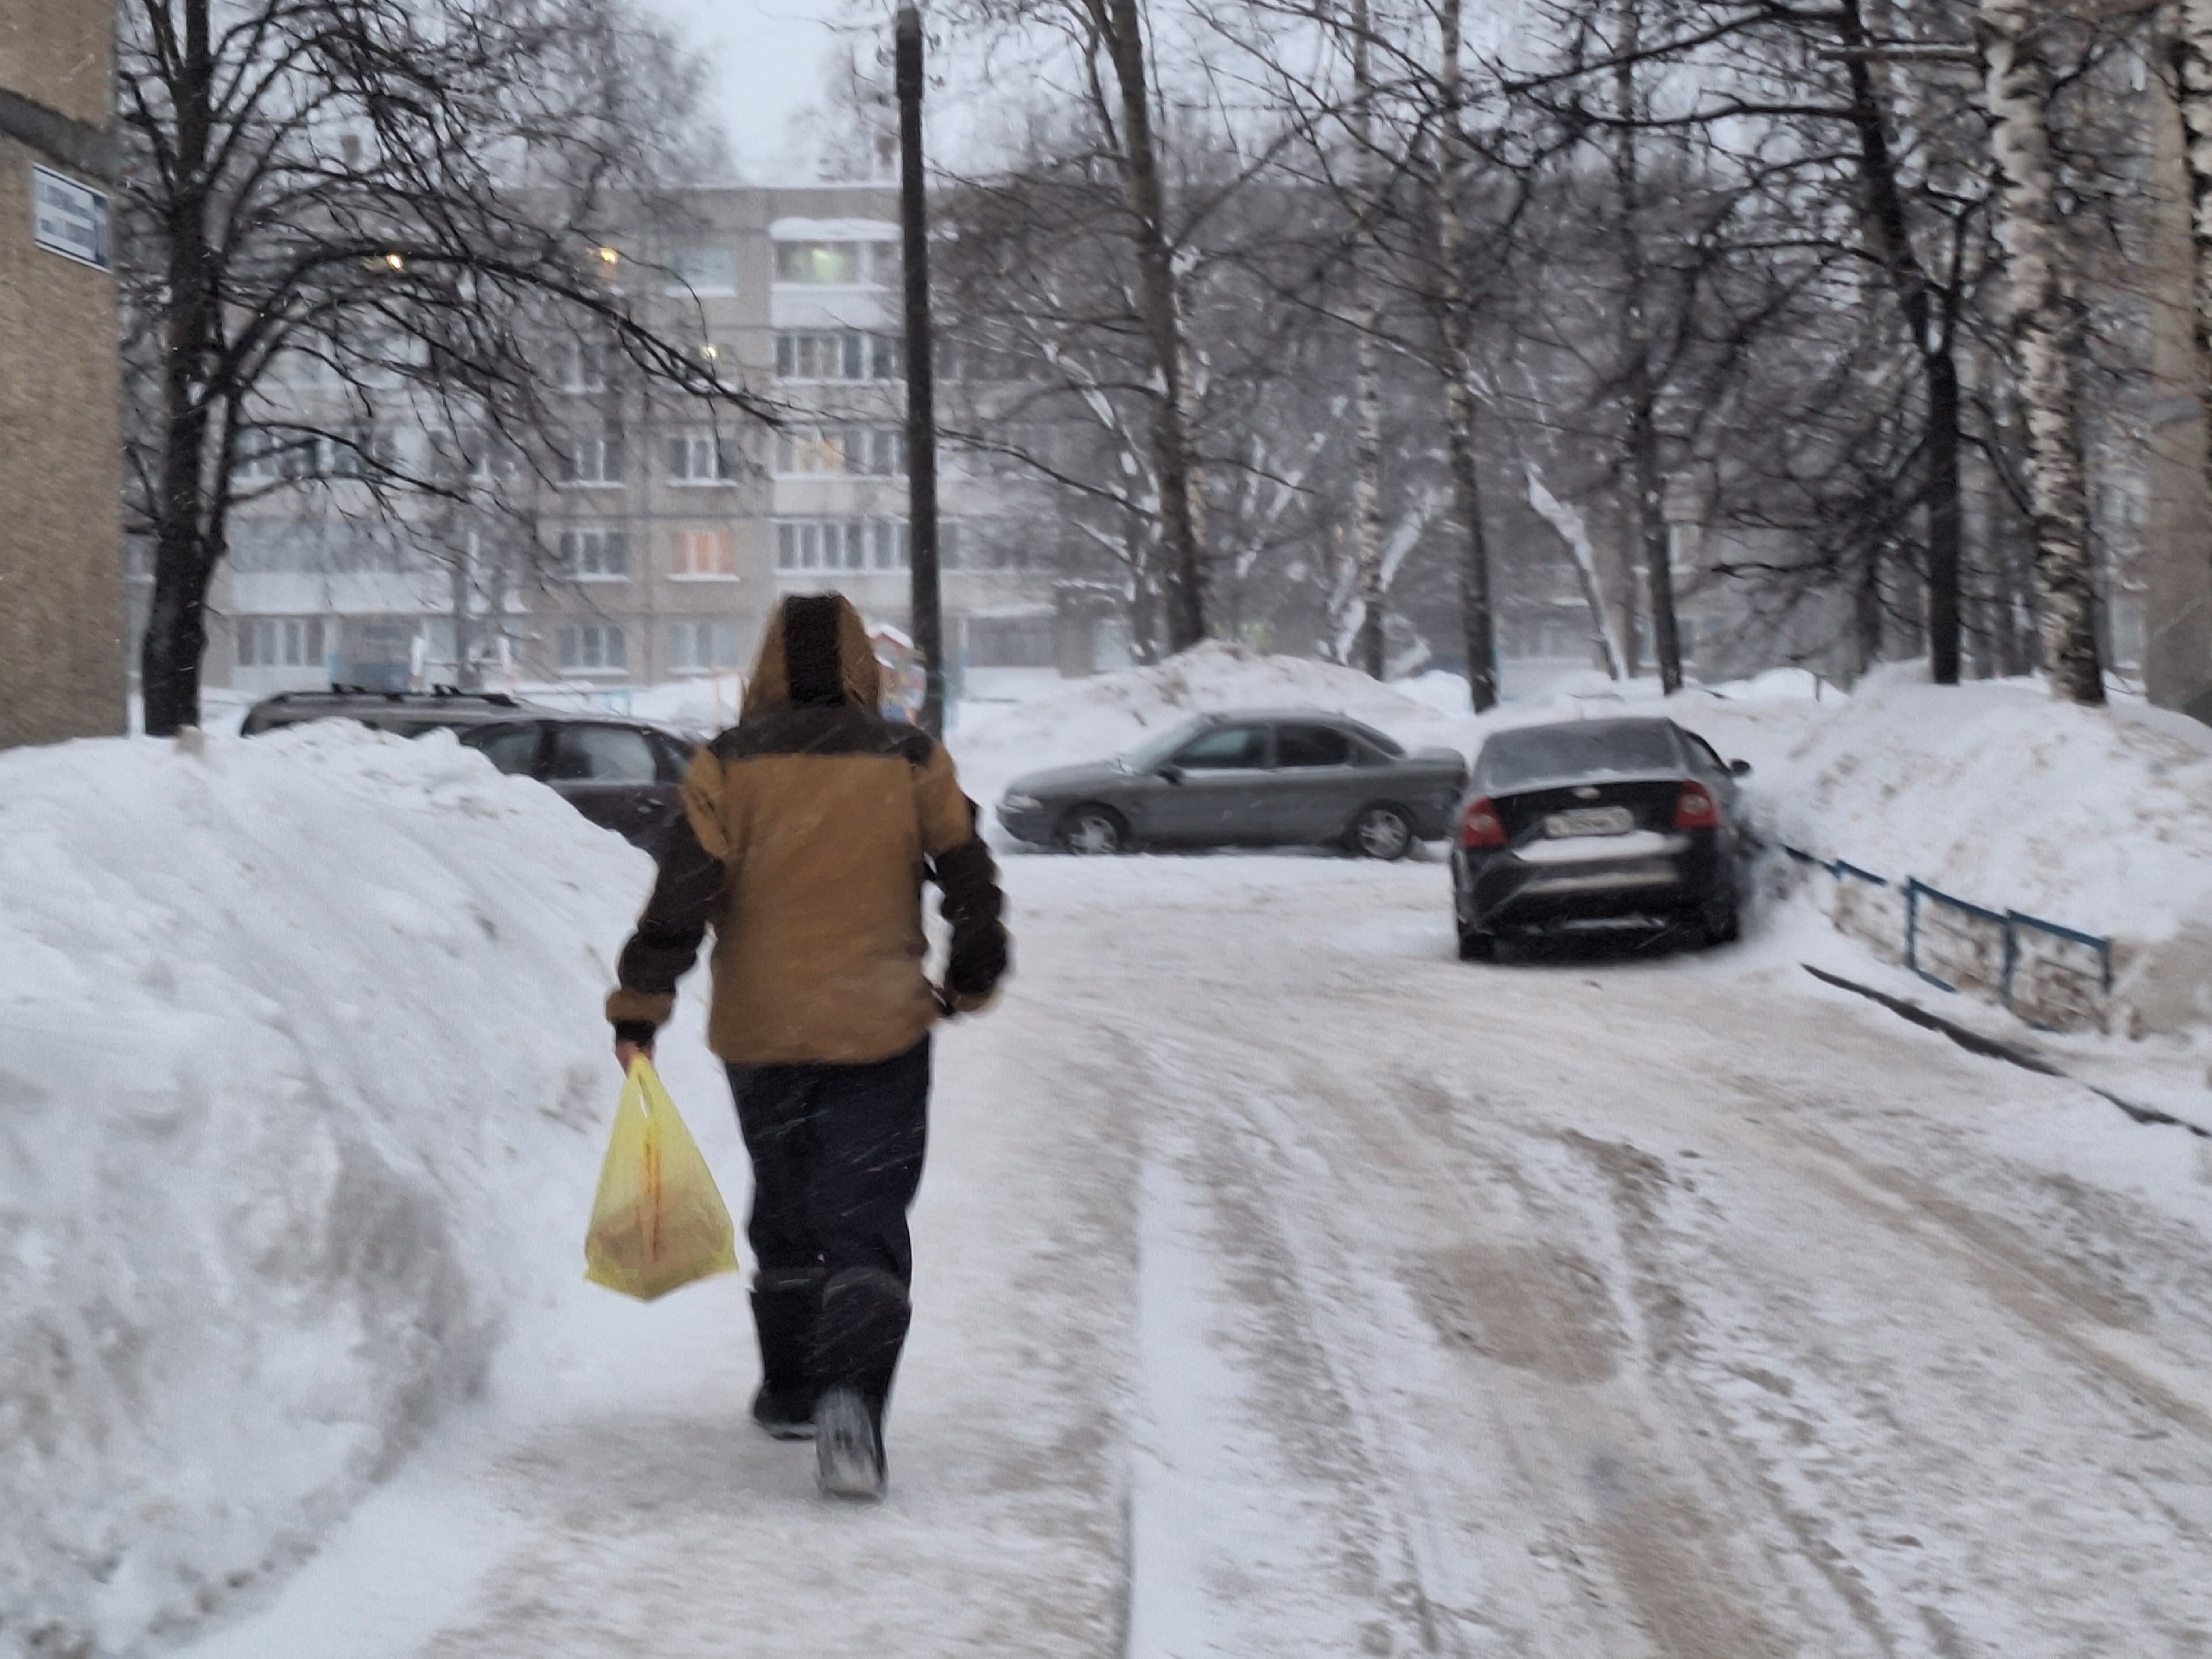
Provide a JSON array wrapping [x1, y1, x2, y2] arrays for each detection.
[[1, 0, 127, 745], [209, 182, 1061, 703]]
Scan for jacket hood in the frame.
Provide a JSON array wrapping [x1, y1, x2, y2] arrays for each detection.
[[742, 593, 884, 715]]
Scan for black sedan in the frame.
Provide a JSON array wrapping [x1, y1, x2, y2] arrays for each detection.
[[1450, 716, 1750, 957], [996, 709, 1467, 858], [242, 689, 700, 847]]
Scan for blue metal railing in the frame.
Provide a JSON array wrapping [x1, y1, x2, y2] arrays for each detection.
[[1787, 848, 2114, 1031]]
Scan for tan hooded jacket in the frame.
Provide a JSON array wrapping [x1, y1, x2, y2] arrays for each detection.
[[606, 594, 1007, 1065]]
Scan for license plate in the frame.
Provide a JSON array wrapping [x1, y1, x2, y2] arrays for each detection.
[[1543, 806, 1635, 838]]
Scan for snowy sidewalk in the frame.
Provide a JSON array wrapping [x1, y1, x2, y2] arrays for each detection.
[[177, 855, 2212, 1658]]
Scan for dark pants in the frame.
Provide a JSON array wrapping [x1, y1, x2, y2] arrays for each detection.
[[728, 1037, 930, 1412]]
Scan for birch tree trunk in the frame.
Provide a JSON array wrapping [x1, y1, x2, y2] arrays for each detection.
[[1435, 0, 1497, 710], [1981, 0, 2106, 702], [1092, 0, 1210, 651], [1350, 0, 1388, 677], [2168, 0, 2212, 632]]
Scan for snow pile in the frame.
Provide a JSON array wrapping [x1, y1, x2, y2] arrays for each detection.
[[1692, 666, 2212, 1033], [0, 725, 648, 1658], [949, 643, 2212, 1033]]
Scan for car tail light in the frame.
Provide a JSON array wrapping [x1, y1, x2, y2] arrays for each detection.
[[1459, 797, 1507, 849], [1674, 781, 1721, 830]]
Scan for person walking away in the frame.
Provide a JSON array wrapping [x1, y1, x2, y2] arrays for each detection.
[[604, 593, 1008, 1499]]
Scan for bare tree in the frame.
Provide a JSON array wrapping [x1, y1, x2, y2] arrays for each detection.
[[118, 0, 769, 734], [1980, 0, 2106, 700]]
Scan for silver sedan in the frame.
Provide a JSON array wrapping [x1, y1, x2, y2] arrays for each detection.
[[995, 709, 1467, 858]]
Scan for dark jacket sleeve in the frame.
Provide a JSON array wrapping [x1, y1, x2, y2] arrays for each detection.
[[605, 807, 726, 1034], [930, 836, 1008, 998]]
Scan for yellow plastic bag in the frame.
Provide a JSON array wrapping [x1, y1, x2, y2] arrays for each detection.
[[584, 1058, 740, 1300]]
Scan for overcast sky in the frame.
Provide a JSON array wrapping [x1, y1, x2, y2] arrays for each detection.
[[633, 0, 855, 180]]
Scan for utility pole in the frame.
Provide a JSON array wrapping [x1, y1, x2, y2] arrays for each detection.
[[896, 4, 945, 735]]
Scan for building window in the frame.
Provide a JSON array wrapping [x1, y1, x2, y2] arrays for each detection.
[[556, 526, 628, 578], [776, 518, 913, 572], [560, 435, 625, 486], [772, 241, 896, 286], [556, 624, 626, 672], [237, 617, 327, 668], [774, 331, 899, 382], [664, 245, 738, 296], [666, 434, 734, 483], [287, 428, 394, 480], [556, 340, 613, 392], [234, 428, 301, 484], [672, 526, 739, 577], [669, 620, 742, 671], [772, 425, 904, 477]]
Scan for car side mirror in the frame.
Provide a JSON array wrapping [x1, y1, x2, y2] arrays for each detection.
[[1729, 759, 1752, 776], [1157, 763, 1185, 785]]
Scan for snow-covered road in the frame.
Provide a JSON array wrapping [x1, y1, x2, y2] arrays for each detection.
[[179, 854, 2212, 1658]]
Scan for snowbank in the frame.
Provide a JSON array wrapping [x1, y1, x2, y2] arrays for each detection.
[[948, 645, 2212, 1034], [1701, 667, 2212, 1033], [0, 726, 649, 1657]]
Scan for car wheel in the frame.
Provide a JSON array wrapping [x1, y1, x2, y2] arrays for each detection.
[[1058, 804, 1128, 855], [1676, 889, 1739, 950], [1349, 804, 1414, 861], [1456, 925, 1497, 962]]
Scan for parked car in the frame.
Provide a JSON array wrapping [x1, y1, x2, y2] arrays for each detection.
[[241, 688, 701, 847], [1450, 716, 1750, 958], [239, 686, 559, 738], [996, 709, 1467, 858]]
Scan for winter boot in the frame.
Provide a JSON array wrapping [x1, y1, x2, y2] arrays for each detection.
[[810, 1267, 912, 1407], [814, 1388, 886, 1500], [750, 1271, 823, 1441], [751, 1383, 817, 1441]]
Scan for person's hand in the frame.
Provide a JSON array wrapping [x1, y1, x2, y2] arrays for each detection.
[[614, 1037, 655, 1073]]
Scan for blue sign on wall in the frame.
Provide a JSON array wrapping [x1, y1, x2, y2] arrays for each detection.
[[31, 164, 111, 272]]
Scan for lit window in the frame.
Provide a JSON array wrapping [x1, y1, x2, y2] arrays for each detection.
[[773, 426, 904, 477], [775, 241, 861, 284], [672, 527, 738, 577]]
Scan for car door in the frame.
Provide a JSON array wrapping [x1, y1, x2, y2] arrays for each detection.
[[1145, 722, 1275, 843], [545, 722, 681, 843], [1258, 721, 1367, 842], [458, 720, 551, 779]]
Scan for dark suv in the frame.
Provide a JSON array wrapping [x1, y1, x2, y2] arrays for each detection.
[[241, 688, 702, 847]]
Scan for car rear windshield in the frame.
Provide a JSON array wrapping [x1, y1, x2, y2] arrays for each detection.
[[1478, 722, 1681, 790], [1350, 722, 1404, 758]]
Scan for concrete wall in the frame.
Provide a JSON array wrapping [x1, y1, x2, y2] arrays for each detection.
[[0, 0, 126, 747]]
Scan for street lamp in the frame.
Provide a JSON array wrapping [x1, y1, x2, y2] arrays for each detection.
[[896, 5, 944, 736]]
